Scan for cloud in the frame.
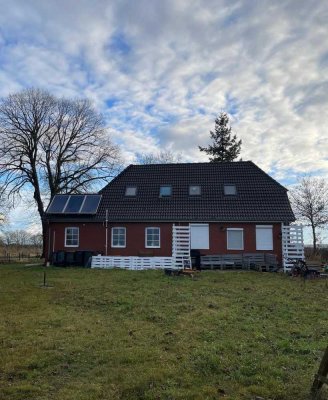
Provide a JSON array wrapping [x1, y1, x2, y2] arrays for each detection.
[[0, 0, 328, 231]]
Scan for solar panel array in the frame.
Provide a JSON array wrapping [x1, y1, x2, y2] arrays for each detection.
[[47, 194, 102, 214]]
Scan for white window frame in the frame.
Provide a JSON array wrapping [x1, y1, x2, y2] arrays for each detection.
[[111, 227, 126, 248], [145, 227, 160, 248], [227, 228, 244, 250], [256, 225, 273, 250], [65, 227, 79, 247]]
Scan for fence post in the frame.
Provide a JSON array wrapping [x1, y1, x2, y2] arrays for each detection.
[[311, 346, 328, 398]]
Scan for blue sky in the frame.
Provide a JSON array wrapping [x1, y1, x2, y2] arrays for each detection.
[[0, 0, 327, 239]]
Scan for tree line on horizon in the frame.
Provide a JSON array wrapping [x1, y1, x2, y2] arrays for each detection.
[[0, 87, 327, 255]]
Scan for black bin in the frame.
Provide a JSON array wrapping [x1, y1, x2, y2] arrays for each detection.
[[190, 250, 202, 270]]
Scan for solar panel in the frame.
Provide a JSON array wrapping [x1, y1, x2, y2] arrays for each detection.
[[80, 195, 101, 214], [47, 195, 69, 213], [64, 195, 85, 213], [46, 194, 101, 214]]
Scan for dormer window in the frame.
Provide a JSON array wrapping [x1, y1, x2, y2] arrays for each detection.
[[224, 184, 236, 195], [160, 186, 172, 197], [125, 186, 137, 196], [189, 185, 201, 196]]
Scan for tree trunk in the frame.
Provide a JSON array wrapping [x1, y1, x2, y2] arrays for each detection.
[[311, 223, 317, 254], [32, 187, 45, 258], [41, 219, 48, 261]]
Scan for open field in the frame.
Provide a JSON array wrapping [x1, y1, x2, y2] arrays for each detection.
[[0, 265, 327, 400]]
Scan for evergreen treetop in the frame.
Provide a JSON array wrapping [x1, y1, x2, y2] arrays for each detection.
[[199, 112, 242, 162]]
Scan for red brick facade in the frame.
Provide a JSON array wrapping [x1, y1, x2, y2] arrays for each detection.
[[46, 221, 283, 264]]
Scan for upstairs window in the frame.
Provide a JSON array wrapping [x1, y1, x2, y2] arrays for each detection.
[[65, 227, 79, 247], [160, 186, 172, 197], [224, 184, 237, 195], [189, 185, 201, 196], [125, 186, 137, 196]]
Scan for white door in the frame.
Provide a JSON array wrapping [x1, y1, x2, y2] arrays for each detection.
[[190, 224, 209, 249]]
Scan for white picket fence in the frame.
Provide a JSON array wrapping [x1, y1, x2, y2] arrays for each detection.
[[91, 256, 174, 270], [91, 224, 192, 270]]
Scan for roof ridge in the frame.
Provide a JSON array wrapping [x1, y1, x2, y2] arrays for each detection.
[[129, 161, 252, 167]]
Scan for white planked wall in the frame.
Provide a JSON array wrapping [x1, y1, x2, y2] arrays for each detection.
[[91, 256, 174, 270], [282, 224, 304, 272]]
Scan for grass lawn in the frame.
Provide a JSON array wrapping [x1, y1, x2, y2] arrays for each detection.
[[0, 265, 327, 400]]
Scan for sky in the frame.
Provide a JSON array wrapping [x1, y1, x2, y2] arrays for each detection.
[[0, 0, 327, 239]]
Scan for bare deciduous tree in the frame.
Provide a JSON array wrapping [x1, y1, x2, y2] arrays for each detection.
[[30, 233, 43, 248], [0, 188, 10, 230], [12, 229, 31, 247], [2, 230, 17, 247], [289, 176, 328, 253], [136, 149, 182, 164], [0, 88, 121, 255]]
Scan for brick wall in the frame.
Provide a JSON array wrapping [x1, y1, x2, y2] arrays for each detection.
[[46, 221, 282, 263]]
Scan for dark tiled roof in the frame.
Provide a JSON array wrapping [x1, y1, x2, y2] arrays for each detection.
[[92, 161, 294, 223]]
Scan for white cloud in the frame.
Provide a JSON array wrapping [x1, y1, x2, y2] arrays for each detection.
[[0, 0, 328, 232]]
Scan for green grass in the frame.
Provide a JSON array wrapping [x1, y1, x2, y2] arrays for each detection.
[[0, 265, 327, 400]]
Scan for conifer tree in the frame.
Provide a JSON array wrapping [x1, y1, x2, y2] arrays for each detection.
[[199, 112, 242, 162]]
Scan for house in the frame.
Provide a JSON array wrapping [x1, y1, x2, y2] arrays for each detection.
[[45, 161, 296, 268]]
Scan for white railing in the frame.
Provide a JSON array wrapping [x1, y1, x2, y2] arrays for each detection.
[[282, 224, 304, 272], [172, 224, 191, 269], [91, 256, 174, 270]]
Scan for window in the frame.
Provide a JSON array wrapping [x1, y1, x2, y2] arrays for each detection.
[[227, 228, 244, 250], [159, 186, 172, 197], [145, 227, 160, 248], [65, 227, 79, 247], [111, 227, 126, 248], [189, 185, 201, 195], [224, 184, 237, 195], [190, 224, 209, 249], [256, 225, 273, 250], [125, 186, 137, 196]]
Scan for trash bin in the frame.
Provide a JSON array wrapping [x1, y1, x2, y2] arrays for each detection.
[[190, 250, 202, 270], [75, 251, 84, 266]]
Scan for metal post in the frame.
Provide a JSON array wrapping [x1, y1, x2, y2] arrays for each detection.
[[105, 209, 108, 256]]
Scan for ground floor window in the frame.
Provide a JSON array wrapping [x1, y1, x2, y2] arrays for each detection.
[[111, 227, 126, 248], [227, 228, 244, 250], [145, 227, 160, 248], [190, 224, 209, 249], [65, 227, 79, 247], [256, 225, 273, 250]]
